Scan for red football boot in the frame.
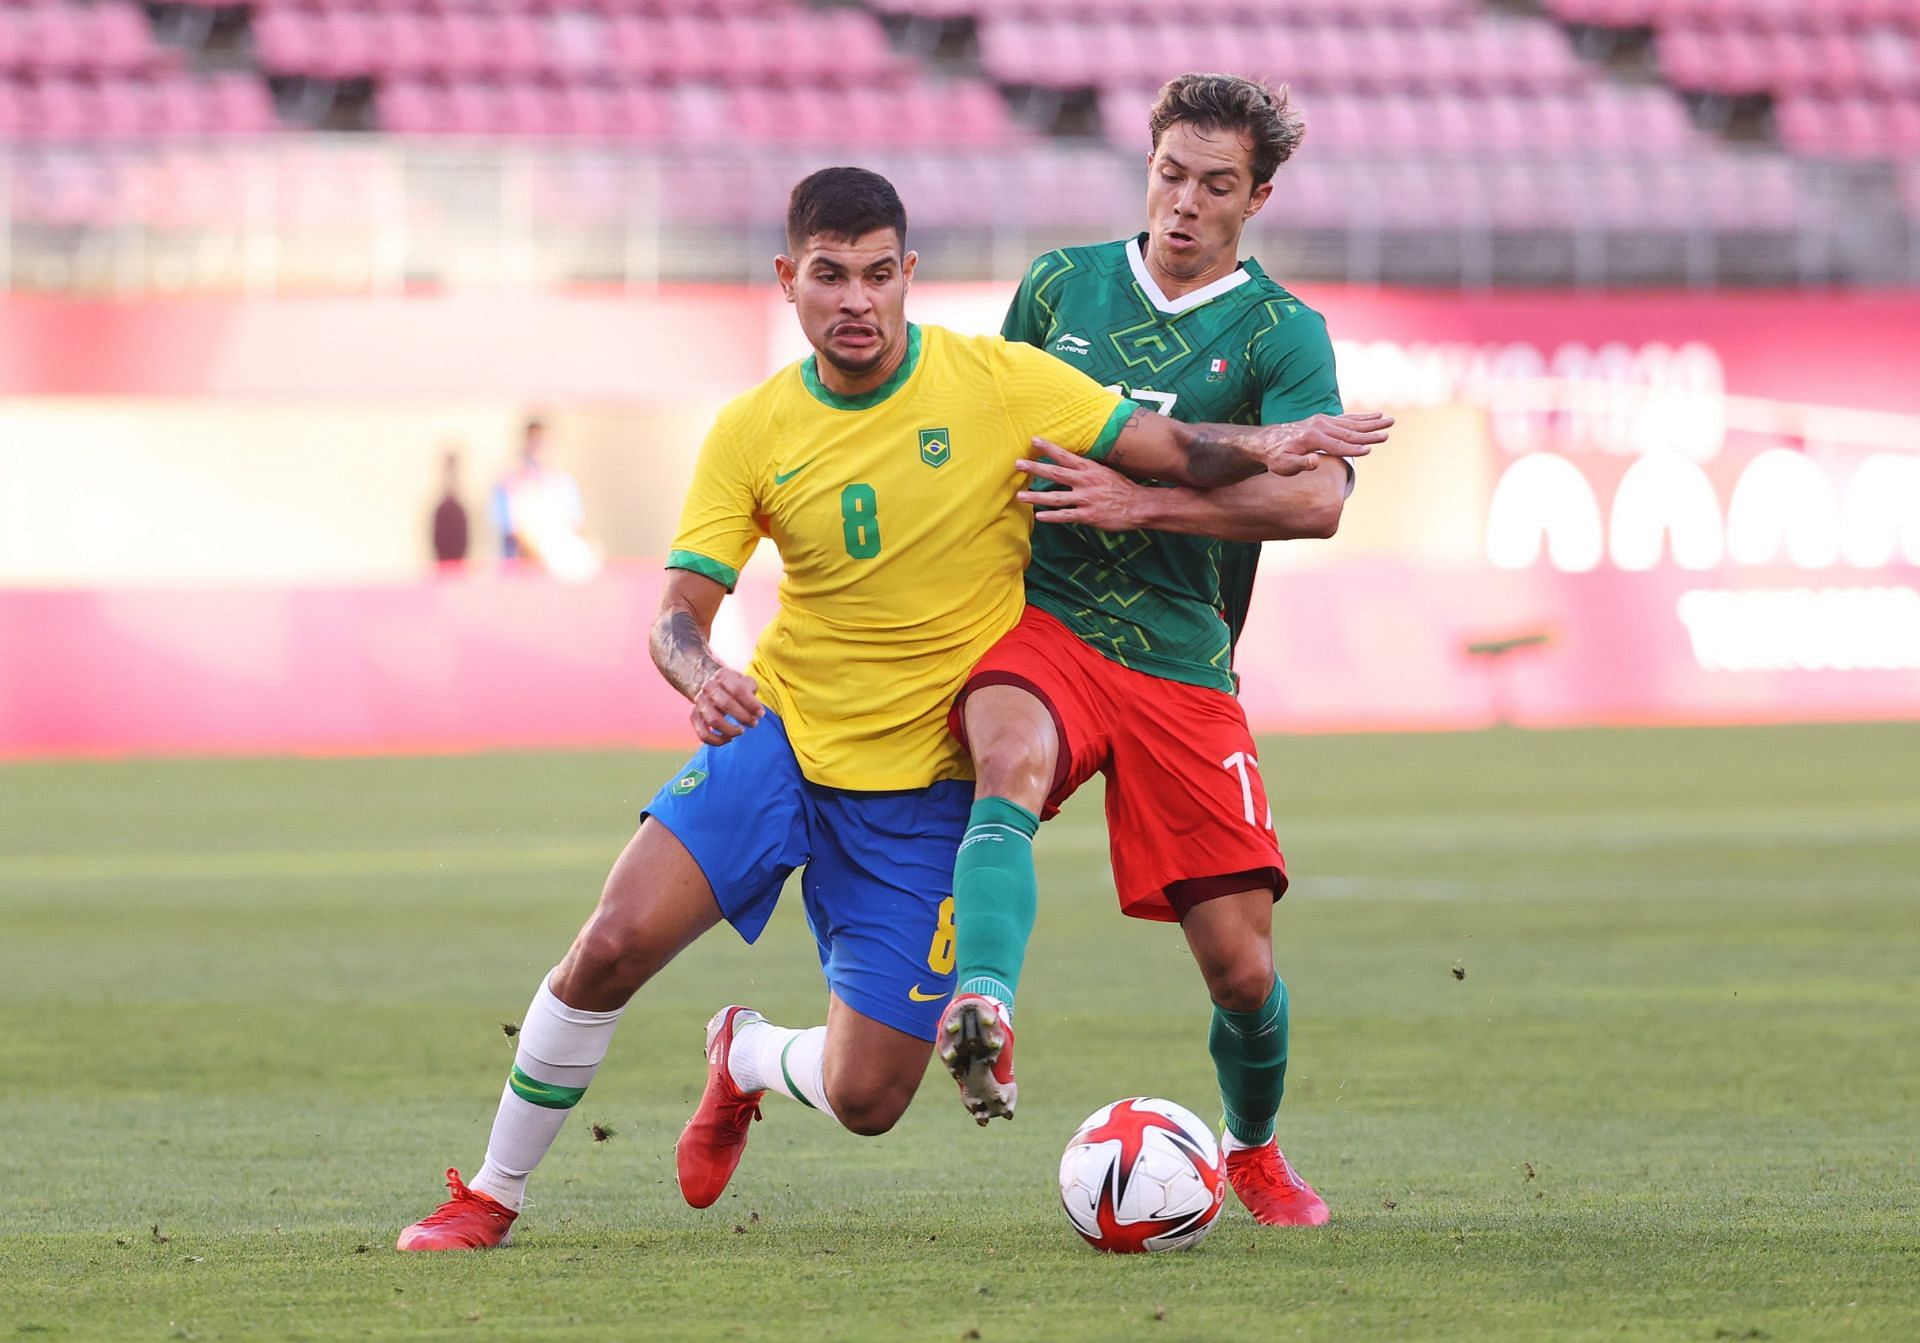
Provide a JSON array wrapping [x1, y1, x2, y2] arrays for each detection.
[[675, 1005, 765, 1208], [394, 1168, 518, 1251], [1225, 1140, 1330, 1226], [936, 993, 1016, 1125]]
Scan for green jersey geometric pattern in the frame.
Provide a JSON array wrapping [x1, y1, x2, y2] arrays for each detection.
[[1004, 235, 1343, 692]]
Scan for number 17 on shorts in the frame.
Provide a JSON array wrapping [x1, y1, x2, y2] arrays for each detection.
[[1221, 750, 1274, 830]]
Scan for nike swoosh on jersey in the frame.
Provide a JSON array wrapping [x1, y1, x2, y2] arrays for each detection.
[[907, 984, 946, 1002], [773, 462, 813, 485]]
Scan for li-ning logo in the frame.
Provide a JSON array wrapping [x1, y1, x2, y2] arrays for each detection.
[[1051, 334, 1092, 357]]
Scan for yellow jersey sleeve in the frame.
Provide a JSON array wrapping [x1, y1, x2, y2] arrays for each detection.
[[666, 409, 762, 591], [989, 336, 1133, 463]]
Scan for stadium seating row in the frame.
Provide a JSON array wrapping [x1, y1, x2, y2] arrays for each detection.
[[980, 14, 1588, 95], [0, 143, 1805, 237], [0, 73, 278, 139], [1775, 94, 1920, 159], [0, 2, 173, 76], [238, 0, 791, 12], [0, 144, 1127, 231], [253, 9, 900, 86], [5, 145, 399, 229], [1659, 24, 1920, 98], [375, 78, 1019, 145], [1105, 86, 1702, 156], [872, 0, 1474, 20], [1546, 0, 1919, 30], [1275, 153, 1801, 231]]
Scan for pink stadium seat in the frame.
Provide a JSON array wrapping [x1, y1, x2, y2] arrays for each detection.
[[150, 74, 210, 138], [608, 15, 663, 82], [91, 77, 146, 139], [495, 15, 551, 82], [553, 82, 617, 139], [546, 11, 610, 80], [614, 83, 665, 141], [18, 6, 87, 75], [500, 80, 566, 137], [23, 74, 93, 139], [1889, 98, 1920, 155], [0, 78, 23, 138], [444, 80, 509, 136], [666, 82, 729, 146], [659, 14, 728, 85], [436, 13, 493, 81], [368, 13, 436, 82], [94, 4, 166, 78], [377, 78, 441, 134]]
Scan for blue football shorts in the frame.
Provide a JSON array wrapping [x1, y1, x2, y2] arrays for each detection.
[[641, 710, 971, 1041]]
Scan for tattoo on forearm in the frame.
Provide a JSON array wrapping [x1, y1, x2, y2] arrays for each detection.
[[651, 609, 721, 701]]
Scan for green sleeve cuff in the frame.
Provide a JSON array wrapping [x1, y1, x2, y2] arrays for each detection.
[[666, 550, 739, 592], [1086, 399, 1134, 463]]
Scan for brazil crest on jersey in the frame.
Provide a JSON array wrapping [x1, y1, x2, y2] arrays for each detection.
[[1005, 235, 1343, 692], [668, 323, 1130, 791]]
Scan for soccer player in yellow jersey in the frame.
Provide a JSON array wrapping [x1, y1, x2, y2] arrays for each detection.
[[396, 168, 1386, 1249]]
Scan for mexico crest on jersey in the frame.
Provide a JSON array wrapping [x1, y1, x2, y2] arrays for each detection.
[[918, 427, 952, 469], [1207, 357, 1229, 382]]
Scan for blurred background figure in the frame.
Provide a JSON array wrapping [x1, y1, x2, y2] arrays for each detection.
[[430, 445, 470, 570], [490, 418, 598, 581]]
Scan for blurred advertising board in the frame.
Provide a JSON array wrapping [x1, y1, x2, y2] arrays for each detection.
[[1, 286, 1914, 755]]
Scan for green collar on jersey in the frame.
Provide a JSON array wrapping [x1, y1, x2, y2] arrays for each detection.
[[800, 323, 922, 411]]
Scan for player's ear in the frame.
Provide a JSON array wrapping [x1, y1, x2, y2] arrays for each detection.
[[901, 250, 918, 288], [1244, 180, 1273, 221], [773, 253, 798, 301]]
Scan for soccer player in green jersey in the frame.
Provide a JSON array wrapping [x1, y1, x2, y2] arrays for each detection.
[[940, 74, 1380, 1226], [392, 167, 1386, 1250]]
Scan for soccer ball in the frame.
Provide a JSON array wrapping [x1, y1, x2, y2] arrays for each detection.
[[1057, 1097, 1226, 1253]]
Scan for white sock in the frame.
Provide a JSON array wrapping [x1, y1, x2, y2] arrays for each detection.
[[1219, 1126, 1268, 1155], [470, 972, 623, 1211], [727, 1019, 836, 1119]]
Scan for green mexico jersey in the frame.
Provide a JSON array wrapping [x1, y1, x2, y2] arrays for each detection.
[[1005, 235, 1344, 692]]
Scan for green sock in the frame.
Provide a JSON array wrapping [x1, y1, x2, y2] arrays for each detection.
[[1211, 977, 1289, 1146], [950, 796, 1041, 1015]]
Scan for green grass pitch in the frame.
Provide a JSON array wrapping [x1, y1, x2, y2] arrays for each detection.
[[3, 723, 1917, 1341]]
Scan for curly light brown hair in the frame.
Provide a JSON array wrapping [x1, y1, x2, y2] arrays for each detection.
[[1148, 73, 1305, 186]]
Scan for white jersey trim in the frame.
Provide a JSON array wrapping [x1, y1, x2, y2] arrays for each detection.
[[1125, 236, 1252, 315]]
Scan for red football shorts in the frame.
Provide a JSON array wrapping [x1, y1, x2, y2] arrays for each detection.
[[950, 605, 1286, 924]]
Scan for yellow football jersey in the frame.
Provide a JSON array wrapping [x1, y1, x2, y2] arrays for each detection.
[[668, 323, 1130, 790]]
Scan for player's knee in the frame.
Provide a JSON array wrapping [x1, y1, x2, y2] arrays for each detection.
[[972, 730, 1051, 803], [1205, 956, 1278, 1016], [565, 919, 654, 1002], [829, 1079, 910, 1137]]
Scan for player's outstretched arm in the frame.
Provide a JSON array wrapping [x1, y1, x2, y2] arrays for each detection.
[[1017, 445, 1349, 542], [650, 569, 766, 746], [1103, 409, 1391, 487]]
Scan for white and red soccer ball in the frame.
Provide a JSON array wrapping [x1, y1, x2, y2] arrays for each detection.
[[1058, 1097, 1226, 1253]]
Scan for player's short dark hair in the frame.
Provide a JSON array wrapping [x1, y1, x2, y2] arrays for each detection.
[[785, 167, 908, 255], [1148, 73, 1304, 186]]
